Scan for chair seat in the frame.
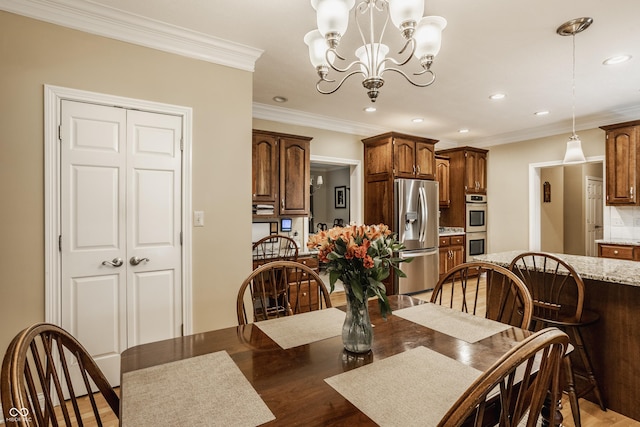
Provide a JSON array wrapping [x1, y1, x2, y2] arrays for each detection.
[[532, 307, 600, 327]]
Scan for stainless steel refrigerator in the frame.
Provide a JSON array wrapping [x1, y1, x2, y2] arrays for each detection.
[[393, 179, 439, 294]]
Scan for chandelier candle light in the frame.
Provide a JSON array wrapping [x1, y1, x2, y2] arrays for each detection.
[[305, 0, 447, 102], [558, 17, 592, 164]]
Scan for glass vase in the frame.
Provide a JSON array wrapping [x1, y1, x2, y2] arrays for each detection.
[[342, 286, 373, 353]]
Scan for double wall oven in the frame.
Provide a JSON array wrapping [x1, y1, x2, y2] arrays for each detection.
[[465, 194, 487, 260]]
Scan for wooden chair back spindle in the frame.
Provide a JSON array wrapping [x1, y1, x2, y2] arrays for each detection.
[[1, 323, 119, 426], [237, 260, 332, 325], [431, 261, 533, 329]]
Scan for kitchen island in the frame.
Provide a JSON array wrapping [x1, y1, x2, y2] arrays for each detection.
[[475, 251, 640, 421]]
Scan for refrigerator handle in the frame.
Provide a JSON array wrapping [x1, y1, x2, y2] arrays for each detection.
[[418, 186, 427, 244]]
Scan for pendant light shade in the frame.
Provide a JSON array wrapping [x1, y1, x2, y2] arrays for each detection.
[[563, 135, 587, 164], [558, 17, 592, 165]]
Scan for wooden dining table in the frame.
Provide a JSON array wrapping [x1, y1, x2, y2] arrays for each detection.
[[120, 295, 534, 426]]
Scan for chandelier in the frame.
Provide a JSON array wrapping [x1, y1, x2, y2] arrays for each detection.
[[558, 17, 592, 164], [304, 0, 447, 102]]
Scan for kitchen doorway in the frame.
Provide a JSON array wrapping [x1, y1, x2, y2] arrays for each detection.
[[308, 155, 361, 239], [529, 157, 604, 255]]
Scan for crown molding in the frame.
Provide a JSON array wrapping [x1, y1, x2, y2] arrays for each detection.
[[469, 103, 640, 148], [252, 103, 389, 137], [0, 0, 263, 71]]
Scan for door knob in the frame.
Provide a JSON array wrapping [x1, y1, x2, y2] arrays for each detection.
[[130, 256, 150, 266], [102, 258, 123, 267]]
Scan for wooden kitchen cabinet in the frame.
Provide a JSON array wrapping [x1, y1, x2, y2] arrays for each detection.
[[287, 255, 320, 313], [252, 132, 279, 205], [436, 155, 450, 208], [436, 147, 489, 228], [598, 243, 640, 261], [362, 132, 438, 227], [252, 130, 312, 217], [464, 149, 487, 194], [600, 121, 640, 206], [438, 235, 465, 280]]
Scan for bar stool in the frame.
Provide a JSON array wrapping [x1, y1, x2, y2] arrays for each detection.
[[509, 252, 606, 427]]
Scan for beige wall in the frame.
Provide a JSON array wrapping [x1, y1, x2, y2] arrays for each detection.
[[487, 127, 606, 253], [0, 11, 253, 356], [540, 167, 564, 252]]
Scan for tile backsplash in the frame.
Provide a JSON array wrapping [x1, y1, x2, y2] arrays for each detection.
[[605, 206, 640, 240]]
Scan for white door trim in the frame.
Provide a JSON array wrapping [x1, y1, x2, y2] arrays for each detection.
[[44, 85, 193, 335], [528, 155, 605, 252]]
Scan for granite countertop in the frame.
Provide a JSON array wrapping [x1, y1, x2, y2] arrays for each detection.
[[474, 250, 640, 288], [438, 227, 465, 237], [595, 238, 640, 246]]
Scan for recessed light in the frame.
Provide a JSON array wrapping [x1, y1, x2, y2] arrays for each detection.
[[272, 96, 288, 103], [489, 93, 506, 100], [458, 128, 469, 133], [535, 110, 550, 116], [412, 118, 424, 123], [364, 106, 377, 112], [603, 55, 632, 65]]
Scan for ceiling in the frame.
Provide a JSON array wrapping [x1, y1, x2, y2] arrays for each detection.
[[11, 0, 640, 148]]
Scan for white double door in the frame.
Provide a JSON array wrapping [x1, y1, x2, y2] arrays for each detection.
[[60, 100, 183, 386]]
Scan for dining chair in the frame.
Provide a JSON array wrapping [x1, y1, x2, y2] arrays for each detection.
[[439, 327, 570, 427], [252, 234, 299, 266], [430, 261, 533, 329], [509, 252, 606, 427], [1, 323, 119, 426], [237, 260, 332, 325]]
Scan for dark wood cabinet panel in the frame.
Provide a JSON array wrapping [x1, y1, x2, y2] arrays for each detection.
[[438, 235, 465, 280], [598, 243, 639, 261], [252, 133, 279, 204], [252, 130, 312, 217], [415, 141, 436, 179], [280, 137, 311, 215], [464, 150, 487, 194], [436, 147, 489, 228], [601, 121, 639, 206], [436, 155, 450, 208], [362, 132, 438, 231]]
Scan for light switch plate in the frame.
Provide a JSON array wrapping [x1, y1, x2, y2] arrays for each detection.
[[194, 211, 204, 227]]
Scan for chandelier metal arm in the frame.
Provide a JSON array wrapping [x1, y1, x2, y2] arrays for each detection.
[[383, 67, 436, 88], [326, 47, 370, 75], [316, 70, 367, 95]]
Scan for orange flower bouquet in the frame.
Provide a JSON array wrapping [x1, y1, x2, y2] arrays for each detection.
[[307, 224, 407, 353]]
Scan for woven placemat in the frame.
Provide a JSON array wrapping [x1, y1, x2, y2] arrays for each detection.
[[255, 307, 345, 349], [393, 302, 511, 343], [325, 346, 482, 426], [121, 351, 275, 426]]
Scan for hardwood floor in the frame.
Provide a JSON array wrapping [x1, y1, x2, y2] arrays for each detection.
[[64, 285, 638, 427]]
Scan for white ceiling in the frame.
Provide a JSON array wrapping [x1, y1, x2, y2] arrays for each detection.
[[8, 0, 640, 148]]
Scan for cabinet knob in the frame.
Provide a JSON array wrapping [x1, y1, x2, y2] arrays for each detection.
[[614, 250, 619, 255]]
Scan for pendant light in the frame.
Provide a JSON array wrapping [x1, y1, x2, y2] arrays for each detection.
[[558, 17, 592, 164]]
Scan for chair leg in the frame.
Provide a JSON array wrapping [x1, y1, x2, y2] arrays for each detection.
[[567, 326, 606, 411], [563, 355, 581, 427]]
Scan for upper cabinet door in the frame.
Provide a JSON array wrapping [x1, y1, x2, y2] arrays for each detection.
[[393, 137, 417, 178], [252, 133, 279, 204], [436, 157, 450, 207], [464, 150, 487, 194], [279, 137, 310, 215], [605, 125, 638, 205], [415, 142, 436, 180]]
